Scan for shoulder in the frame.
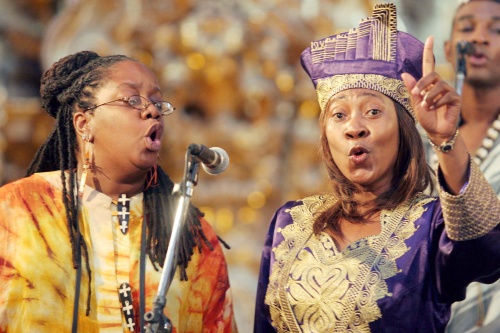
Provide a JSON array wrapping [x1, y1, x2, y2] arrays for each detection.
[[275, 194, 336, 221], [265, 194, 336, 239], [0, 171, 64, 219], [199, 216, 220, 246], [0, 171, 61, 197]]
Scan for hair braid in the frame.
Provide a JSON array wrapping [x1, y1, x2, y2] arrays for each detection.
[[144, 166, 214, 280]]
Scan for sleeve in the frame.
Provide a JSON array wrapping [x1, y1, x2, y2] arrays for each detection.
[[433, 160, 500, 302], [438, 158, 500, 241], [196, 217, 238, 333], [253, 210, 279, 333], [0, 183, 17, 332]]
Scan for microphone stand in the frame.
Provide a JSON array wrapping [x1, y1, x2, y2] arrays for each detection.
[[144, 146, 200, 333], [455, 41, 470, 96]]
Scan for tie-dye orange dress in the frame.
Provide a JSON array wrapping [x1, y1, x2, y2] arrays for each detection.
[[0, 171, 237, 333]]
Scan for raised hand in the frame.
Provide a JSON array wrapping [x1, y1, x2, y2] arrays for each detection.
[[401, 36, 461, 144]]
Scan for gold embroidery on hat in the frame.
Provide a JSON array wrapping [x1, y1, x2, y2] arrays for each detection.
[[316, 74, 416, 121], [372, 3, 397, 62]]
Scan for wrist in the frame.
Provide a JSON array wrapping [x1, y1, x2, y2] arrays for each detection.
[[427, 129, 459, 153]]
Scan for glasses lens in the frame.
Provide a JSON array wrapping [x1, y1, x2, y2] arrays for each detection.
[[157, 102, 174, 115], [127, 95, 146, 110]]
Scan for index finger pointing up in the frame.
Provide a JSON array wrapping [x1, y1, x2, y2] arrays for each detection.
[[423, 36, 435, 76]]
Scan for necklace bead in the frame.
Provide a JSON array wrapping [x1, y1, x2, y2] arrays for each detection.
[[482, 138, 494, 149], [492, 119, 500, 131], [487, 127, 499, 140]]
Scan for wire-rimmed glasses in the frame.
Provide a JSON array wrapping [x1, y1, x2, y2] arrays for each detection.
[[84, 95, 175, 116]]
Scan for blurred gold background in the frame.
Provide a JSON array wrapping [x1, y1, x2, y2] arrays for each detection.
[[0, 0, 458, 330]]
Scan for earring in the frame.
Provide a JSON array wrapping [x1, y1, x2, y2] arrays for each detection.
[[144, 164, 159, 191], [78, 139, 93, 197]]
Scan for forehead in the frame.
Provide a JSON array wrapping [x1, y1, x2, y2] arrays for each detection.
[[454, 0, 500, 22], [105, 60, 160, 89]]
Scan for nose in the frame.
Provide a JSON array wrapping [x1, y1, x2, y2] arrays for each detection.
[[470, 26, 489, 46], [344, 116, 368, 139], [141, 102, 162, 120]]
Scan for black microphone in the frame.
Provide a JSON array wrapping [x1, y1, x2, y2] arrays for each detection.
[[188, 143, 229, 175], [456, 41, 475, 56], [455, 41, 474, 95]]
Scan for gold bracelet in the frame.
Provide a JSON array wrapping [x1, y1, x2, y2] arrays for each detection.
[[427, 129, 459, 153]]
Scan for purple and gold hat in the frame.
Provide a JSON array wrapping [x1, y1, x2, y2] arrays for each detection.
[[300, 3, 424, 121]]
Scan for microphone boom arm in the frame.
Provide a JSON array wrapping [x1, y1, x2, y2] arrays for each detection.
[[143, 146, 201, 333]]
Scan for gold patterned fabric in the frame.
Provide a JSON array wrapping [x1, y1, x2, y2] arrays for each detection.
[[438, 158, 500, 241], [265, 194, 435, 332], [255, 160, 500, 332], [315, 74, 414, 120], [0, 171, 236, 333]]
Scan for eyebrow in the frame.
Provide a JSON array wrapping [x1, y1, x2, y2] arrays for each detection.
[[116, 82, 162, 93], [331, 91, 384, 102], [456, 14, 500, 23]]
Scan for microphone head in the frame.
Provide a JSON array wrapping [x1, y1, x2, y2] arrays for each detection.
[[456, 41, 475, 56], [202, 147, 229, 175]]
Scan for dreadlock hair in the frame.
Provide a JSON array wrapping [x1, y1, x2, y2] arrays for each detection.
[[313, 101, 434, 237], [26, 50, 213, 313]]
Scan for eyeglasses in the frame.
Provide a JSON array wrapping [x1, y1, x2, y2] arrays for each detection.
[[84, 95, 175, 116]]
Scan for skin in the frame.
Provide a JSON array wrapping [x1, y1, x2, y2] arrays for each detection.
[[324, 89, 399, 249], [444, 0, 500, 153], [73, 60, 166, 200], [403, 36, 466, 194], [325, 89, 400, 197], [329, 37, 464, 250]]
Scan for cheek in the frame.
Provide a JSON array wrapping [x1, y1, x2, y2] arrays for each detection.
[[325, 126, 343, 153], [379, 126, 400, 160]]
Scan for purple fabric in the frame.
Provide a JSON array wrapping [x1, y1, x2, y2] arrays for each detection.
[[300, 31, 423, 88], [253, 198, 500, 333]]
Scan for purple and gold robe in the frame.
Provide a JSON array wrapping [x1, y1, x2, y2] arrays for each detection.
[[255, 161, 500, 333]]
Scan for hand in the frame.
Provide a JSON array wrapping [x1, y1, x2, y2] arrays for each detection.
[[401, 36, 461, 143]]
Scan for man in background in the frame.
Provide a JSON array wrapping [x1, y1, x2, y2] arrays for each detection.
[[441, 1, 500, 332]]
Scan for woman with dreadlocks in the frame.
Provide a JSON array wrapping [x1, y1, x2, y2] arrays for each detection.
[[0, 51, 237, 332]]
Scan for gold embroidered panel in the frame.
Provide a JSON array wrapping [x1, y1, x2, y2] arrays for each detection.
[[265, 193, 435, 332], [315, 74, 415, 122]]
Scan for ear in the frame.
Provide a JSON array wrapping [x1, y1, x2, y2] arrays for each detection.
[[444, 39, 453, 65], [73, 111, 94, 142]]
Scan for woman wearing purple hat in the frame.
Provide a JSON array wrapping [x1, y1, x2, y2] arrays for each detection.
[[254, 3, 500, 333]]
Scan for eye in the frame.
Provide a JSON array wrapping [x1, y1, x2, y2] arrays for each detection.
[[127, 95, 144, 108], [367, 109, 381, 116], [331, 112, 346, 120], [458, 26, 474, 33], [456, 22, 474, 33], [152, 101, 163, 112], [491, 23, 500, 34]]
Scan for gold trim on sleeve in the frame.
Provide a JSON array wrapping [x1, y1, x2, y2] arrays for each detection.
[[439, 158, 500, 241]]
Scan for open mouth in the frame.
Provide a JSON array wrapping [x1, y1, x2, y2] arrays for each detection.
[[145, 125, 163, 151], [149, 130, 157, 141], [348, 146, 369, 164], [349, 146, 369, 156], [468, 51, 488, 66]]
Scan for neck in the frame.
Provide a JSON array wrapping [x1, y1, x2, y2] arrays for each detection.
[[352, 190, 380, 212], [460, 84, 500, 124], [79, 164, 148, 200]]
